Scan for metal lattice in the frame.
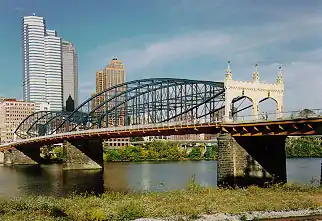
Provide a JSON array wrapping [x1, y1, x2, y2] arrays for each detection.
[[15, 78, 225, 138]]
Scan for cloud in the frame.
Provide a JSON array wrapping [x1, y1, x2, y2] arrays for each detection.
[[120, 32, 232, 72], [79, 11, 322, 110], [14, 7, 24, 12]]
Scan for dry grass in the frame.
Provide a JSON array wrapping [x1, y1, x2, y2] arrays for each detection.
[[0, 184, 322, 220]]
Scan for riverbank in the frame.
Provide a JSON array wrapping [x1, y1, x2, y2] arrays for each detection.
[[40, 137, 322, 164], [1, 184, 322, 221]]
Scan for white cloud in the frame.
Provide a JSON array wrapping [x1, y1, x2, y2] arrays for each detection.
[[120, 32, 232, 72], [79, 13, 322, 110]]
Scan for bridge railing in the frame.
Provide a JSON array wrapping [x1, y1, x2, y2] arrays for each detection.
[[233, 109, 322, 123]]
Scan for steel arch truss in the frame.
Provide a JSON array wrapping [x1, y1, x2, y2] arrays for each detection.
[[16, 78, 225, 138], [15, 111, 73, 139]]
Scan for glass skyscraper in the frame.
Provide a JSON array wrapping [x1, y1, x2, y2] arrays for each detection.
[[22, 15, 63, 111], [62, 40, 78, 108]]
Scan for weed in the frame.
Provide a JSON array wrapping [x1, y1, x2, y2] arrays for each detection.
[[116, 201, 145, 220]]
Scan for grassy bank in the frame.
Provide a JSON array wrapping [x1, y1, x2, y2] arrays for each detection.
[[1, 183, 322, 221]]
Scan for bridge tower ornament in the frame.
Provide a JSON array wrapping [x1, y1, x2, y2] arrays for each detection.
[[225, 61, 232, 80], [276, 66, 283, 84], [224, 62, 284, 122], [252, 64, 259, 82]]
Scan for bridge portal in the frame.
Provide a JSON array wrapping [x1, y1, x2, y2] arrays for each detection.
[[224, 62, 284, 122]]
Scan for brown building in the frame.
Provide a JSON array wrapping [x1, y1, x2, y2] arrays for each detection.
[[96, 58, 125, 93], [0, 99, 35, 144], [94, 58, 129, 146]]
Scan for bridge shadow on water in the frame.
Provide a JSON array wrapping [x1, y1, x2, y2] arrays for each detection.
[[62, 169, 104, 196], [0, 165, 105, 197]]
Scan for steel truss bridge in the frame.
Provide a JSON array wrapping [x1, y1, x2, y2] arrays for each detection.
[[3, 78, 322, 149], [15, 78, 227, 139]]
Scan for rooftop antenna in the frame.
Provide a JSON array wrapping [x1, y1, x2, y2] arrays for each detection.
[[32, 13, 36, 16]]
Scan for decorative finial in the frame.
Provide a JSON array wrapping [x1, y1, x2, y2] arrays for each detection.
[[252, 63, 259, 82], [225, 61, 232, 80], [277, 65, 283, 84]]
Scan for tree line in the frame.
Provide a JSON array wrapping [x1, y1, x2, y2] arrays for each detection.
[[103, 141, 218, 162], [39, 136, 322, 163], [285, 136, 322, 158]]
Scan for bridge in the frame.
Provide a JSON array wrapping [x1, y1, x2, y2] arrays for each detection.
[[0, 63, 320, 186]]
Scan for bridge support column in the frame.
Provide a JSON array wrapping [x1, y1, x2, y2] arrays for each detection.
[[217, 133, 286, 187], [1, 147, 40, 165], [63, 139, 104, 170]]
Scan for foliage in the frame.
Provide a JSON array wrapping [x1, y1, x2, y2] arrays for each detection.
[[103, 141, 217, 162], [129, 137, 144, 142], [40, 135, 322, 165], [0, 184, 322, 220], [285, 136, 322, 158], [40, 145, 65, 163], [53, 146, 64, 160], [188, 146, 202, 159]]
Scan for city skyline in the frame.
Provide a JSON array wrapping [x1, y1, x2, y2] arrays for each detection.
[[1, 1, 322, 111]]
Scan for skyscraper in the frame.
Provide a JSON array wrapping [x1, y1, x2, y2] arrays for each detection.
[[45, 30, 63, 111], [62, 40, 78, 109], [22, 15, 63, 111], [94, 58, 129, 146], [95, 58, 126, 121], [96, 58, 125, 93]]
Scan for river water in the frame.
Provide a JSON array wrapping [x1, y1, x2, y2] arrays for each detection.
[[0, 158, 320, 197]]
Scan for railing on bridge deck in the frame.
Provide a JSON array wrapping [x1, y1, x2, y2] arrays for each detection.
[[233, 109, 322, 123]]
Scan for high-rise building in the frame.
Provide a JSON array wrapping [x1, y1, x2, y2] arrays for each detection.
[[95, 58, 126, 126], [96, 58, 125, 93], [22, 15, 63, 111], [62, 40, 78, 108], [45, 30, 63, 111], [0, 99, 35, 144], [94, 58, 129, 146]]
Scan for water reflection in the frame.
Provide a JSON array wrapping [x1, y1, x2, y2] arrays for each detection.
[[0, 159, 319, 197], [62, 170, 104, 195]]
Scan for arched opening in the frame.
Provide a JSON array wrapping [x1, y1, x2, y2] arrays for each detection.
[[231, 96, 254, 122], [258, 97, 278, 121]]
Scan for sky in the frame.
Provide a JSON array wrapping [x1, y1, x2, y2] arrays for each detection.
[[1, 0, 322, 112]]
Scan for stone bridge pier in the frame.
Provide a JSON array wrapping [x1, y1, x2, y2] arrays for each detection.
[[0, 146, 40, 165], [217, 133, 287, 187], [63, 138, 104, 170], [0, 138, 104, 170]]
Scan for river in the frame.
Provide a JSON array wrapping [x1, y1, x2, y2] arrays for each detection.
[[0, 158, 320, 197]]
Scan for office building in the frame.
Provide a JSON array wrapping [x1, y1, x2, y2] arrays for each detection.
[[45, 30, 63, 111], [96, 58, 125, 93], [0, 99, 35, 144], [62, 40, 78, 109], [22, 15, 63, 111], [95, 58, 126, 126], [95, 58, 129, 146]]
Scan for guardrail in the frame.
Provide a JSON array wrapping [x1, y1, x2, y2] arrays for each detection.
[[233, 109, 322, 123]]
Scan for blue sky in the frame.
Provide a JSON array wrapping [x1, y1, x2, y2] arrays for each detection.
[[1, 0, 322, 111]]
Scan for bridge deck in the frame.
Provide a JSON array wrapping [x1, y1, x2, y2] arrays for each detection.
[[1, 117, 322, 151]]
